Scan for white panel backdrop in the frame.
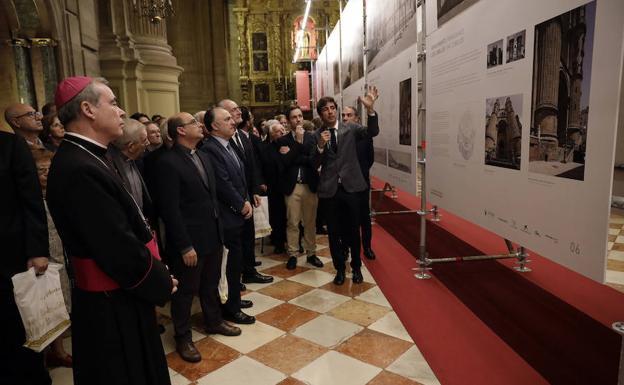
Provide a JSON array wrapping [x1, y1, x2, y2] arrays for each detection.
[[424, 0, 624, 281]]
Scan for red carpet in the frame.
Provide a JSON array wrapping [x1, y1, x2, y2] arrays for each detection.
[[364, 178, 624, 385]]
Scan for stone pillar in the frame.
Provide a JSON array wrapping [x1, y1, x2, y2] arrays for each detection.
[[485, 99, 499, 159], [534, 20, 562, 161], [11, 39, 36, 106]]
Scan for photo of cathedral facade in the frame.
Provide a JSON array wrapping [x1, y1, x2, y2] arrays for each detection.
[[484, 94, 523, 170], [529, 1, 595, 181]]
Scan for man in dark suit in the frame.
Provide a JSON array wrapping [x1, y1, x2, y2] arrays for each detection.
[[217, 99, 273, 284], [279, 106, 324, 270], [201, 107, 256, 325], [314, 87, 380, 285], [342, 106, 376, 260], [155, 112, 241, 363], [0, 129, 50, 385]]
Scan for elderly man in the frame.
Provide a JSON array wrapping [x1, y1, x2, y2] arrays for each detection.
[[0, 125, 50, 384], [145, 121, 163, 152], [156, 112, 240, 363], [46, 76, 176, 385], [279, 106, 323, 270], [109, 118, 151, 213], [201, 107, 256, 325], [314, 87, 379, 285], [261, 120, 288, 254], [218, 99, 272, 284], [342, 106, 376, 260]]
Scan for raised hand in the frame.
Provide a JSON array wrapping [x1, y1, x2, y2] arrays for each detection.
[[359, 85, 379, 112]]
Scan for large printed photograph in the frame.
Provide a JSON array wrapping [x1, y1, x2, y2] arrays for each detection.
[[529, 0, 596, 181], [366, 0, 418, 72], [341, 0, 364, 90], [484, 94, 523, 170], [437, 0, 479, 26]]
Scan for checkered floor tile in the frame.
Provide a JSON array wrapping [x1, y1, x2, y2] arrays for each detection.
[[50, 235, 436, 385]]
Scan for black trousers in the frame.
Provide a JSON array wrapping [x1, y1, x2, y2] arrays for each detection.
[[268, 190, 286, 247], [241, 216, 257, 275], [323, 185, 362, 272], [358, 189, 372, 250], [222, 225, 243, 315], [170, 248, 222, 343], [0, 280, 51, 385]]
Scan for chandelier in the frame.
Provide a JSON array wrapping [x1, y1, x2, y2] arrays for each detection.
[[132, 0, 175, 24]]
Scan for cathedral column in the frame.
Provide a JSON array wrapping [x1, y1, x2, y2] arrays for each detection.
[[533, 19, 562, 161], [485, 100, 499, 159], [11, 39, 36, 106]]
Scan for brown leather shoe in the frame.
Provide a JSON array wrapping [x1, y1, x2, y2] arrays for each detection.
[[176, 341, 201, 363], [205, 321, 242, 336]]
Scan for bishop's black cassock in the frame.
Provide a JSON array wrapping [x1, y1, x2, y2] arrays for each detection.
[[47, 133, 173, 385]]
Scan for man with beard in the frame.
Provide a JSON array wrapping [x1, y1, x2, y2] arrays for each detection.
[[47, 76, 177, 385]]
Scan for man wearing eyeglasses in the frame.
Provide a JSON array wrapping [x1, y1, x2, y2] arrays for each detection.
[[4, 104, 44, 145], [155, 112, 237, 363]]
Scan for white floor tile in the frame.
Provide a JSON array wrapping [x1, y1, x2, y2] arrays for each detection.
[[256, 256, 284, 271], [387, 346, 441, 385], [292, 314, 362, 348], [358, 266, 376, 284], [210, 321, 284, 354], [289, 288, 350, 313], [160, 322, 206, 354], [611, 217, 624, 224], [244, 276, 284, 291], [606, 270, 624, 285], [355, 286, 392, 308], [369, 311, 413, 342], [293, 350, 381, 385], [197, 356, 286, 385], [288, 270, 336, 288], [50, 367, 74, 385], [609, 228, 621, 235], [616, 235, 624, 243], [241, 292, 284, 316], [609, 250, 624, 261]]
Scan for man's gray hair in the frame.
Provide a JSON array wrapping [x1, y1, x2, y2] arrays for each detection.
[[266, 119, 281, 133], [113, 118, 145, 148], [57, 77, 109, 126], [194, 110, 206, 124]]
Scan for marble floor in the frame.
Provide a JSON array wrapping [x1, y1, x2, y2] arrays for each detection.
[[49, 234, 439, 385], [606, 212, 624, 293]]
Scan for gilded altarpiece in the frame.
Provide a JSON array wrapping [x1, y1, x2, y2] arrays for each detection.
[[230, 0, 339, 114]]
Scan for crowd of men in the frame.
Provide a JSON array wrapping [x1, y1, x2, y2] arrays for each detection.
[[0, 75, 379, 385]]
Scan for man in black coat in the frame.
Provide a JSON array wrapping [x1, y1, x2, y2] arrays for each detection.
[[155, 112, 241, 363], [0, 129, 50, 385], [278, 106, 324, 270], [200, 107, 256, 325], [314, 87, 380, 286], [342, 106, 376, 260], [47, 76, 176, 385], [217, 99, 273, 284]]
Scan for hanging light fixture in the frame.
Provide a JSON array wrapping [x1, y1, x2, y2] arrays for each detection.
[[132, 0, 175, 24], [293, 0, 312, 63]]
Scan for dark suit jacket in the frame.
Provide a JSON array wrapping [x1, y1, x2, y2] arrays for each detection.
[[154, 144, 221, 258], [230, 128, 263, 197], [108, 145, 156, 227], [313, 114, 379, 198], [200, 135, 249, 230], [356, 136, 374, 186], [0, 131, 49, 283], [260, 140, 284, 192], [277, 131, 319, 195]]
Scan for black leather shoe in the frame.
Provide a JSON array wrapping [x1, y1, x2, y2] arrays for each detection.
[[286, 256, 297, 270], [364, 248, 376, 260], [224, 311, 256, 324], [254, 260, 262, 267], [240, 283, 247, 292], [242, 271, 274, 284], [352, 269, 363, 284], [205, 321, 242, 337], [306, 255, 323, 268], [274, 245, 286, 254], [240, 299, 253, 309], [333, 270, 345, 285], [176, 341, 201, 363]]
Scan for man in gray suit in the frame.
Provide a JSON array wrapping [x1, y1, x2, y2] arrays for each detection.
[[313, 86, 379, 285]]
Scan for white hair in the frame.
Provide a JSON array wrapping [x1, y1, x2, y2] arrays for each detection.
[[114, 118, 145, 148]]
